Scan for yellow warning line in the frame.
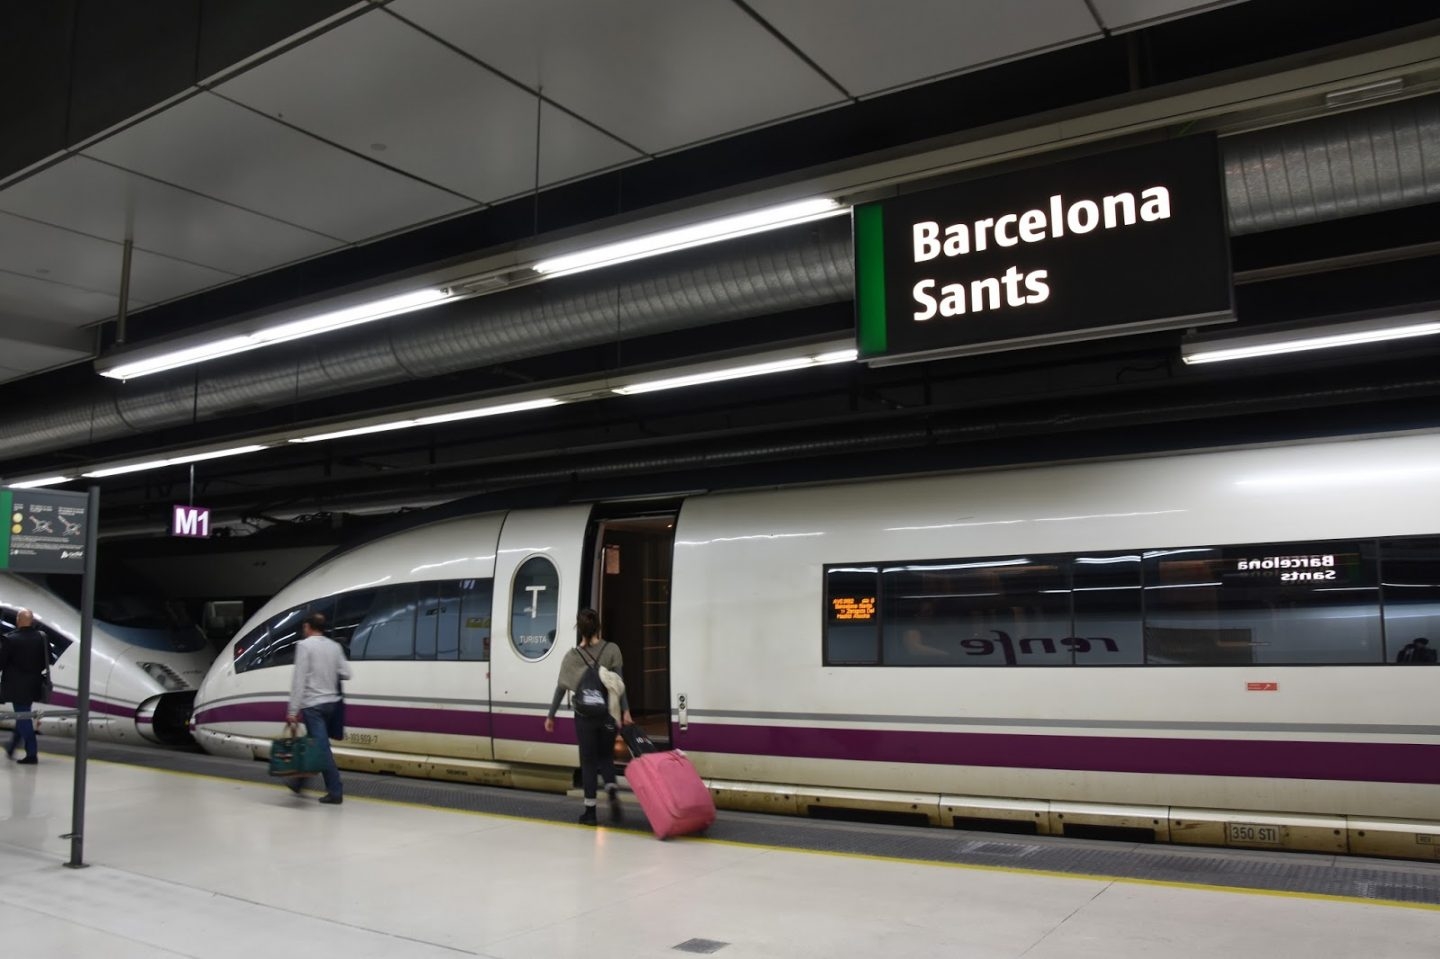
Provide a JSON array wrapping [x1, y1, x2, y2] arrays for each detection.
[[68, 755, 1440, 912]]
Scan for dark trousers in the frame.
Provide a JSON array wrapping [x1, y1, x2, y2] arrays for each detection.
[[301, 702, 342, 798], [575, 714, 617, 800], [7, 701, 37, 759]]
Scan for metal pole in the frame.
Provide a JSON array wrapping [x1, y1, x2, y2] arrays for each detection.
[[65, 485, 99, 869], [116, 238, 133, 345]]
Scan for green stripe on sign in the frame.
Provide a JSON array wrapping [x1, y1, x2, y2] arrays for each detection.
[[0, 490, 11, 569], [853, 203, 887, 358]]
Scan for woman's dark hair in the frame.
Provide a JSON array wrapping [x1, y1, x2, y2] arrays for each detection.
[[576, 607, 600, 643]]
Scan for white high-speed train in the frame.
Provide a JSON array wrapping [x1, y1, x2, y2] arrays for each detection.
[[1, 572, 216, 744], [192, 432, 1440, 859]]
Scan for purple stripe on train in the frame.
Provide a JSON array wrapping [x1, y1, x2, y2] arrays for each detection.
[[675, 724, 1440, 786], [47, 690, 140, 718], [192, 701, 1440, 785], [195, 701, 495, 738]]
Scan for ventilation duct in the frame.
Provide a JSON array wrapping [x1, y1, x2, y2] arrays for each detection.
[[3, 94, 1439, 464], [1225, 92, 1440, 234]]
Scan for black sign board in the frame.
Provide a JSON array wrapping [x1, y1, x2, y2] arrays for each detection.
[[855, 136, 1233, 364], [1, 488, 88, 574]]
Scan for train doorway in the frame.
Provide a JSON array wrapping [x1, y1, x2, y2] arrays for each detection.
[[587, 514, 676, 746]]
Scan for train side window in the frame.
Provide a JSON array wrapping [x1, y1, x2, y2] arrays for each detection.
[[264, 607, 306, 669], [417, 580, 462, 661], [1380, 537, 1440, 664], [881, 556, 1071, 666], [350, 584, 418, 661], [459, 578, 492, 662], [35, 624, 72, 665], [233, 606, 305, 672], [824, 567, 879, 665], [232, 619, 270, 672], [1071, 553, 1144, 665], [0, 608, 73, 666], [1143, 541, 1382, 665], [329, 588, 378, 649]]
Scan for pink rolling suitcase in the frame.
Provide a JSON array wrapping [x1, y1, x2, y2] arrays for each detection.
[[624, 749, 716, 839]]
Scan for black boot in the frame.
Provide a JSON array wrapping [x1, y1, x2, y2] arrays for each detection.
[[578, 805, 598, 825]]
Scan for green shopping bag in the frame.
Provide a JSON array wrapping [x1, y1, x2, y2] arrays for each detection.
[[268, 723, 326, 777]]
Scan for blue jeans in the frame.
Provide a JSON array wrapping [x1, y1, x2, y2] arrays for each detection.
[[301, 703, 342, 798], [8, 701, 37, 759]]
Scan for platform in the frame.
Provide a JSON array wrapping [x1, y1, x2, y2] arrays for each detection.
[[2, 746, 1438, 958]]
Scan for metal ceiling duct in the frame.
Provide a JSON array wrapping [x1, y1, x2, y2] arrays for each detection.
[[3, 94, 1439, 464], [1225, 92, 1440, 234]]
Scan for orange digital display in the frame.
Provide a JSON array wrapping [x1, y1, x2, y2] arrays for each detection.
[[832, 596, 876, 621]]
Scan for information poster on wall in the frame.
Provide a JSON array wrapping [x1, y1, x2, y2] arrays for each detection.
[[0, 488, 88, 574], [855, 135, 1234, 365]]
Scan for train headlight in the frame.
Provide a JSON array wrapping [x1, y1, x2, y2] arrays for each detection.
[[139, 662, 189, 692]]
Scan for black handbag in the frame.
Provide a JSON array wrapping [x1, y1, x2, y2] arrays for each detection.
[[38, 663, 53, 704], [327, 691, 346, 741]]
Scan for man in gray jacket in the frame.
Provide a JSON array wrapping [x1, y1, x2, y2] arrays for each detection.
[[285, 613, 351, 804]]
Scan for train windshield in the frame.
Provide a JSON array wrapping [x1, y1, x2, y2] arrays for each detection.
[[26, 572, 207, 652]]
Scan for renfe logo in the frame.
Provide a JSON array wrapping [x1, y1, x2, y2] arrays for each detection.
[[172, 505, 211, 538]]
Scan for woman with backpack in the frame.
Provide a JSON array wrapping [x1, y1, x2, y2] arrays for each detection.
[[543, 608, 632, 825]]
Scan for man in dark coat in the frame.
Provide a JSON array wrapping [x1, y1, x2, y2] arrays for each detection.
[[1, 607, 49, 764]]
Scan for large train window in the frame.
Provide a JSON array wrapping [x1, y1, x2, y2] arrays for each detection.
[[36, 623, 72, 666], [233, 605, 305, 673], [0, 609, 72, 666], [881, 556, 1072, 666], [417, 581, 462, 660], [1381, 537, 1440, 664], [1142, 541, 1382, 665], [825, 567, 879, 665], [459, 579, 492, 661], [349, 584, 419, 661], [1071, 554, 1144, 665], [825, 537, 1411, 667]]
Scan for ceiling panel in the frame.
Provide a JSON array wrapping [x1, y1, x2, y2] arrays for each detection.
[[749, 0, 1100, 98], [0, 338, 90, 385], [83, 91, 473, 243], [391, 0, 845, 155], [0, 270, 123, 327], [1089, 0, 1250, 31], [0, 274, 106, 382], [0, 211, 233, 308], [0, 155, 340, 276], [218, 9, 641, 204]]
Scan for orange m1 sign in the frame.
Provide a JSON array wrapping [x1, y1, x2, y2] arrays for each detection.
[[172, 505, 212, 539]]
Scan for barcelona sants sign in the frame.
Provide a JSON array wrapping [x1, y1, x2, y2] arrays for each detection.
[[855, 135, 1233, 364]]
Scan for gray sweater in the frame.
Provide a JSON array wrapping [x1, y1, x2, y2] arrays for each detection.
[[547, 641, 629, 718]]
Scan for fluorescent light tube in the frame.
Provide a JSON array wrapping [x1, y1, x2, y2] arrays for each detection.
[[414, 397, 561, 426], [7, 476, 73, 489], [287, 420, 418, 444], [1182, 317, 1440, 365], [289, 398, 561, 444], [532, 198, 846, 278], [98, 289, 453, 380], [612, 347, 856, 396], [82, 445, 269, 478]]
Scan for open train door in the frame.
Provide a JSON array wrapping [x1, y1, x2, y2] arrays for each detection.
[[584, 508, 678, 747]]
